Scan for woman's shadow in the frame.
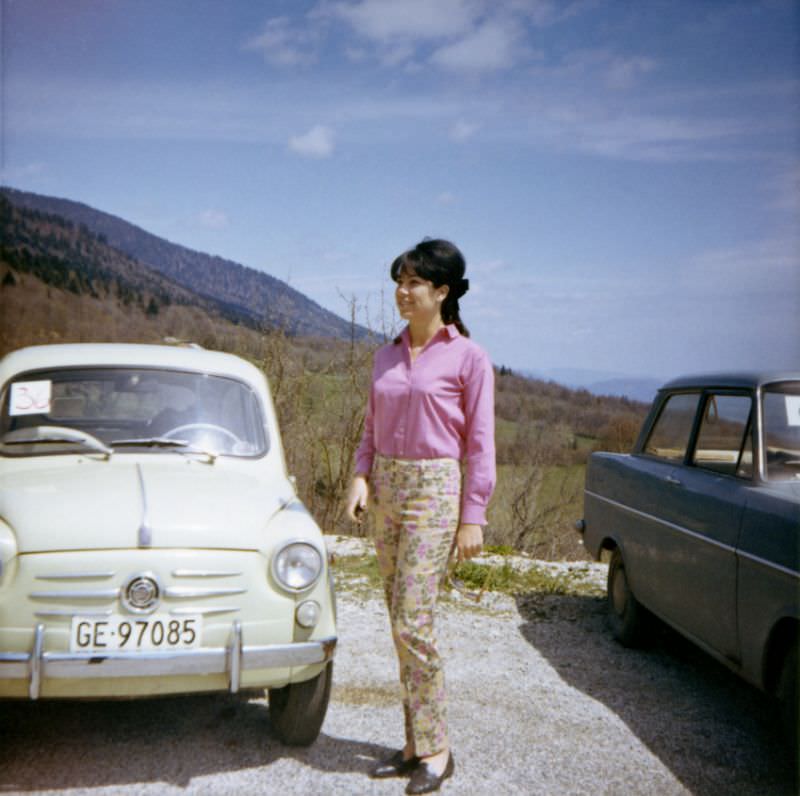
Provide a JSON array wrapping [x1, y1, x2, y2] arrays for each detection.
[[515, 591, 796, 796], [0, 693, 392, 792]]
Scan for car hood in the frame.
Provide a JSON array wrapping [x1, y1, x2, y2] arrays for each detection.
[[1, 459, 290, 553]]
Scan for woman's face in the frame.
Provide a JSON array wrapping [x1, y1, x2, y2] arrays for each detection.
[[395, 267, 448, 323]]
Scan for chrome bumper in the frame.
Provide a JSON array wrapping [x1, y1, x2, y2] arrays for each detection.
[[0, 622, 337, 700]]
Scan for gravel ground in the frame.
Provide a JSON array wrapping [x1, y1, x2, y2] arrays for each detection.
[[1, 536, 795, 795]]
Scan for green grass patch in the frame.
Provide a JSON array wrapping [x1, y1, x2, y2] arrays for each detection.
[[332, 552, 603, 600], [450, 559, 601, 597], [330, 553, 384, 597], [483, 543, 516, 556]]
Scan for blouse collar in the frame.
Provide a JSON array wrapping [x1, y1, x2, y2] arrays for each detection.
[[395, 323, 459, 346]]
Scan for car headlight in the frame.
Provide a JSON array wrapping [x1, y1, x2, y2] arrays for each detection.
[[272, 542, 323, 592]]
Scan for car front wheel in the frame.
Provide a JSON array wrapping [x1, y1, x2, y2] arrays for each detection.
[[268, 661, 333, 746], [607, 548, 648, 647]]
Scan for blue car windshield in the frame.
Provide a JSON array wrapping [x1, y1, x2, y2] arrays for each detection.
[[0, 367, 268, 458], [763, 382, 800, 481]]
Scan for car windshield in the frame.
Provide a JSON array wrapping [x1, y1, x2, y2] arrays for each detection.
[[762, 382, 800, 481], [0, 366, 268, 458]]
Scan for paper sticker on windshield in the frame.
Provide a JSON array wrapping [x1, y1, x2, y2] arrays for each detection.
[[10, 381, 52, 416], [786, 395, 800, 427]]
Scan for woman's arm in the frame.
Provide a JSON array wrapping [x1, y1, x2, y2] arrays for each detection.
[[348, 361, 376, 522], [460, 346, 496, 528]]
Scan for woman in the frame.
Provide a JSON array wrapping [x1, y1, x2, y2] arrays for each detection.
[[346, 238, 496, 794]]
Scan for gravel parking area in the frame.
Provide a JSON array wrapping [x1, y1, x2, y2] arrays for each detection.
[[1, 537, 795, 795]]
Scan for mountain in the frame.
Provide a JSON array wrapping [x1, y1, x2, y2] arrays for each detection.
[[0, 187, 367, 339], [530, 367, 662, 403], [584, 377, 661, 404]]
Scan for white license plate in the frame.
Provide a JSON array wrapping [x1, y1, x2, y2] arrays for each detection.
[[70, 615, 202, 652]]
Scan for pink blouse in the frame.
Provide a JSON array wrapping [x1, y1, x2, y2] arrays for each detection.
[[354, 324, 496, 525]]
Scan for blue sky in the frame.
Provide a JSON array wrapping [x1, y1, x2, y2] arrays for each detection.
[[2, 0, 798, 380]]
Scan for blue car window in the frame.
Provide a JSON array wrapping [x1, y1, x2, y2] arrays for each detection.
[[691, 394, 752, 477], [644, 392, 700, 461]]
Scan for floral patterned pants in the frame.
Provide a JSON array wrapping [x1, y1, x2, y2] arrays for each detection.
[[371, 455, 461, 757]]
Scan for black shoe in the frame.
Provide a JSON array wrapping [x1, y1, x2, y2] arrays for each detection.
[[369, 750, 420, 779], [405, 752, 454, 794]]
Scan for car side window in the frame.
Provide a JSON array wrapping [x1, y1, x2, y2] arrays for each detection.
[[644, 392, 700, 461], [692, 394, 752, 477]]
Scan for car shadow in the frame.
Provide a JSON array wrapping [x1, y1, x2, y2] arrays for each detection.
[[0, 693, 391, 792], [514, 591, 797, 796]]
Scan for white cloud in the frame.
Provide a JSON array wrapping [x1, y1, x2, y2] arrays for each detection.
[[688, 236, 799, 295], [430, 19, 523, 72], [380, 43, 416, 66], [436, 191, 457, 205], [199, 209, 229, 229], [325, 0, 478, 41], [243, 16, 317, 66], [288, 124, 335, 158], [604, 56, 657, 90], [510, 0, 596, 27], [547, 49, 657, 91], [450, 119, 479, 141]]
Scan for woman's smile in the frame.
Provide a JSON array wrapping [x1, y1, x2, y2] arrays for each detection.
[[395, 269, 444, 320]]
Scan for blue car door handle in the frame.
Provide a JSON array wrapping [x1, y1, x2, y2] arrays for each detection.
[[665, 474, 682, 486]]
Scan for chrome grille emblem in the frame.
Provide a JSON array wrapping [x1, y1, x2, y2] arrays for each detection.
[[121, 572, 161, 614]]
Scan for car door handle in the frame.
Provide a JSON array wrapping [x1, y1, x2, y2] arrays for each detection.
[[665, 475, 682, 486]]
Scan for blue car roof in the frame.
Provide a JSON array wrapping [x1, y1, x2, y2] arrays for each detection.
[[660, 371, 800, 391]]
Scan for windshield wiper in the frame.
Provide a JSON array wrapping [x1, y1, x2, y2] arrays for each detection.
[[111, 436, 189, 448], [111, 437, 217, 463], [2, 426, 113, 458]]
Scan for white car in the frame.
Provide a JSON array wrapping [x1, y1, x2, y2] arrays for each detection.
[[0, 343, 336, 745]]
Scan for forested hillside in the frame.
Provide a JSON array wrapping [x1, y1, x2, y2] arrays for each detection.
[[1, 187, 368, 339]]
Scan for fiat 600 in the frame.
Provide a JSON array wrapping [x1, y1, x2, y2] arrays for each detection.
[[0, 343, 336, 745]]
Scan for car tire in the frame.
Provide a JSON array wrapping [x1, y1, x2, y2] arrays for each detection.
[[777, 641, 799, 759], [607, 548, 648, 647], [268, 661, 333, 746]]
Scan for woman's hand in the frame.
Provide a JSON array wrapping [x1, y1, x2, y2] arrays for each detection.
[[456, 523, 483, 560], [345, 475, 369, 523]]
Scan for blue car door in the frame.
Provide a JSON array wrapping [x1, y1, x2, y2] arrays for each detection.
[[644, 392, 751, 661]]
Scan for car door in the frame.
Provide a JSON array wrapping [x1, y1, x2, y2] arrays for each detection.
[[621, 391, 701, 611], [643, 391, 752, 661]]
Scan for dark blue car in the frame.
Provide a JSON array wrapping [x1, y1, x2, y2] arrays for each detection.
[[579, 372, 799, 740]]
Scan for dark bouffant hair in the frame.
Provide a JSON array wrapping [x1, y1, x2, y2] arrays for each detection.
[[390, 238, 470, 337]]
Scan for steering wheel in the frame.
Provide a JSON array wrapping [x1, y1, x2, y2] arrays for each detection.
[[163, 423, 242, 445]]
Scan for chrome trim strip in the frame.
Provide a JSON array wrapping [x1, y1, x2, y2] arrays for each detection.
[[0, 636, 337, 686], [584, 490, 738, 555], [0, 653, 28, 678], [584, 489, 800, 579], [29, 624, 44, 700], [737, 549, 799, 580], [136, 463, 152, 548], [29, 589, 120, 600], [228, 620, 242, 694], [35, 572, 116, 581], [171, 570, 243, 578], [35, 609, 113, 618], [169, 606, 240, 616], [164, 587, 246, 599]]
